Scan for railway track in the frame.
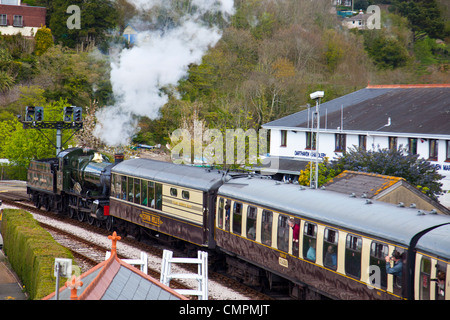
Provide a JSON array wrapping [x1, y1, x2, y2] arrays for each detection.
[[0, 195, 272, 300]]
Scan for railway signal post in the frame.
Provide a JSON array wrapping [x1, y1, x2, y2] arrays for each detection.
[[20, 106, 83, 156]]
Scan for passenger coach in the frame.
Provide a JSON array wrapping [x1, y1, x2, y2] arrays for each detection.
[[215, 176, 450, 300], [109, 158, 223, 247]]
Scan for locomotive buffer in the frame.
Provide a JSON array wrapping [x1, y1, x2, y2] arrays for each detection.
[[20, 106, 83, 156]]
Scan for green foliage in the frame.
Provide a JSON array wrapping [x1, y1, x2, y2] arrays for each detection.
[[48, 0, 118, 48], [0, 99, 74, 171], [34, 25, 54, 56], [392, 0, 445, 40], [331, 146, 443, 199], [363, 30, 410, 69], [0, 209, 75, 300]]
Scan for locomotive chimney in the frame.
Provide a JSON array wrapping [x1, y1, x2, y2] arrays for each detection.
[[114, 153, 124, 164]]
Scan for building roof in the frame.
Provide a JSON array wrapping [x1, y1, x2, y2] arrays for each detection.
[[263, 84, 450, 137], [324, 170, 450, 215], [324, 170, 404, 198], [43, 232, 187, 300]]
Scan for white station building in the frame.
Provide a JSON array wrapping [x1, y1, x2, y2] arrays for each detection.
[[262, 84, 450, 204]]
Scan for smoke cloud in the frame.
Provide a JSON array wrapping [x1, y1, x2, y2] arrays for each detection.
[[94, 0, 235, 146]]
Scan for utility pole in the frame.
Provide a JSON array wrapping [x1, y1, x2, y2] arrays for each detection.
[[309, 91, 324, 189], [21, 106, 83, 156]]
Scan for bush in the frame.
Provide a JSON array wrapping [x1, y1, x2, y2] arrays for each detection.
[[0, 209, 75, 299]]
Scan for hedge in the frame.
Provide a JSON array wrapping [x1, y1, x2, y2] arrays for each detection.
[[0, 209, 76, 300]]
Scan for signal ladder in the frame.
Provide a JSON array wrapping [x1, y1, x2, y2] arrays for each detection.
[[160, 249, 208, 300]]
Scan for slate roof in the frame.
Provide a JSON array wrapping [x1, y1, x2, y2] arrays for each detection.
[[323, 170, 404, 198], [43, 235, 187, 300], [324, 170, 450, 215], [263, 84, 450, 136]]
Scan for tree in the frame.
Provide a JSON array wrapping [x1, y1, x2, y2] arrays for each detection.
[[48, 0, 118, 49], [392, 0, 445, 40]]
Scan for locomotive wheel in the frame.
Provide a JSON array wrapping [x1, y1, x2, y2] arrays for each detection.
[[77, 211, 85, 222], [87, 214, 95, 225], [33, 194, 40, 209], [105, 216, 113, 232], [67, 208, 76, 219]]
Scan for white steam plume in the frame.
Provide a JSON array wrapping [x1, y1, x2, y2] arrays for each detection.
[[94, 0, 235, 146]]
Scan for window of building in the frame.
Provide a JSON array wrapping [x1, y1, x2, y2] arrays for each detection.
[[280, 130, 287, 147], [446, 140, 450, 162], [261, 210, 273, 246], [182, 190, 190, 200], [408, 138, 418, 155], [358, 135, 367, 151], [303, 222, 317, 262], [389, 137, 397, 151], [323, 228, 338, 270], [13, 15, 22, 27], [370, 242, 388, 289], [246, 206, 257, 240], [277, 215, 289, 252], [0, 15, 7, 26], [306, 132, 316, 150], [232, 202, 242, 235], [345, 234, 362, 279], [217, 198, 224, 229], [335, 134, 346, 153], [429, 139, 438, 161]]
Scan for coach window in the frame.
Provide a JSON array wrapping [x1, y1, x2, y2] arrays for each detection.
[[110, 175, 115, 197], [127, 177, 134, 202], [233, 202, 243, 235], [134, 178, 141, 204], [323, 228, 338, 270], [155, 183, 162, 210], [277, 215, 289, 252], [345, 234, 362, 279], [370, 242, 388, 289], [246, 206, 257, 240], [148, 181, 155, 208], [141, 180, 148, 206], [436, 261, 446, 300], [261, 210, 273, 246], [170, 188, 177, 197], [121, 176, 127, 200], [419, 257, 431, 300], [218, 198, 224, 229], [303, 222, 317, 262], [182, 190, 190, 200]]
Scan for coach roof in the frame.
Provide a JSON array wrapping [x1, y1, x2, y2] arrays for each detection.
[[112, 158, 225, 192], [219, 176, 450, 252]]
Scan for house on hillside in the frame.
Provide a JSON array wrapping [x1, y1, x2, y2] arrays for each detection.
[[0, 0, 46, 37], [342, 10, 374, 30], [260, 84, 450, 201]]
